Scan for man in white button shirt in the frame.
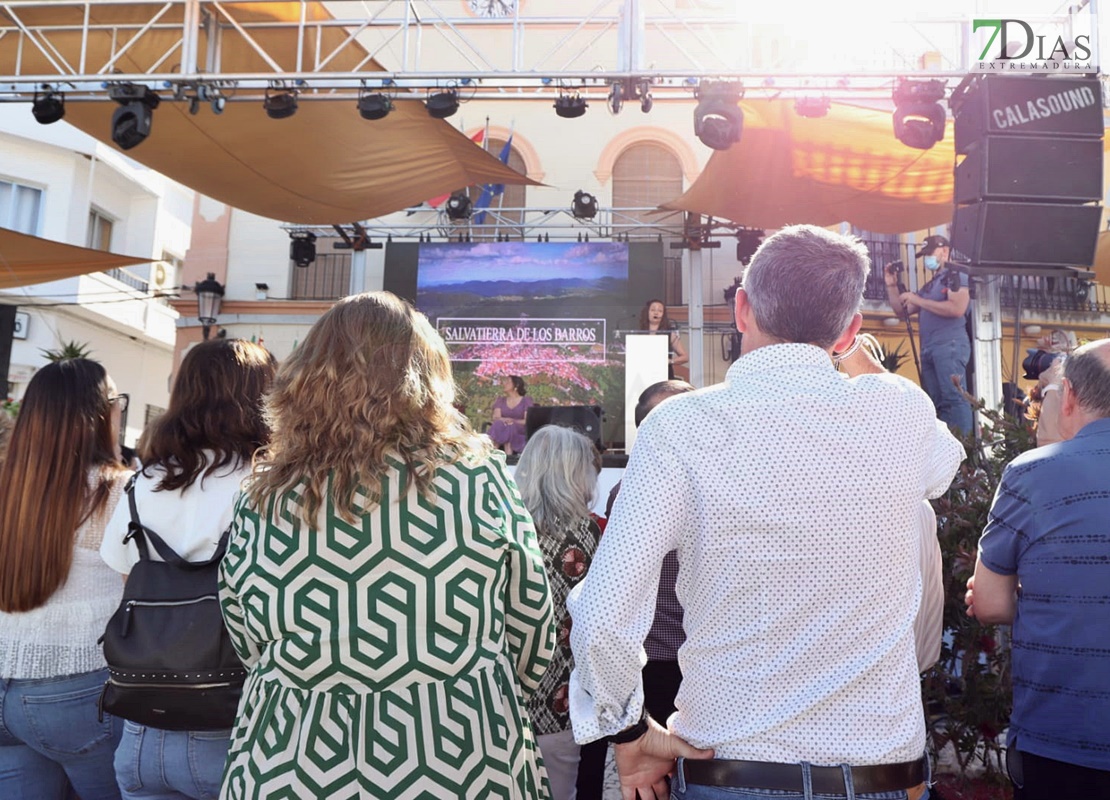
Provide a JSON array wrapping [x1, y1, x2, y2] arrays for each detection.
[[567, 225, 964, 800]]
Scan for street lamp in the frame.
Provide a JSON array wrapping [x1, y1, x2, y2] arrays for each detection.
[[194, 272, 225, 340]]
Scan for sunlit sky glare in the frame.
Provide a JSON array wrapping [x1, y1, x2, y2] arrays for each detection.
[[674, 0, 1101, 73]]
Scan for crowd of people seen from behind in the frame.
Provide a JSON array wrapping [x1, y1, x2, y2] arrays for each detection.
[[0, 225, 1107, 800]]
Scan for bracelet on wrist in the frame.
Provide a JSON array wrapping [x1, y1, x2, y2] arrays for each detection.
[[609, 711, 650, 744]]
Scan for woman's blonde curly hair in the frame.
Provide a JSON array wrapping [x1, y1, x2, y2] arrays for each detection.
[[248, 291, 490, 524]]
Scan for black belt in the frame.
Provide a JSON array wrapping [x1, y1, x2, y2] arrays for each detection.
[[682, 756, 926, 794]]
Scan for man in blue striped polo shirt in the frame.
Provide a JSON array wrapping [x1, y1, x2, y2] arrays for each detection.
[[967, 337, 1110, 799]]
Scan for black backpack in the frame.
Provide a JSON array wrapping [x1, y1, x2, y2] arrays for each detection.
[[98, 475, 247, 731]]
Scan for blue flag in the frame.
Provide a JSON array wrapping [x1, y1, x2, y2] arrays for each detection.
[[474, 134, 513, 224]]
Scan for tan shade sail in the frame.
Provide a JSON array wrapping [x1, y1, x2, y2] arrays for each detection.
[[663, 100, 961, 234], [3, 2, 536, 224], [1090, 230, 1110, 285], [63, 100, 538, 224], [0, 227, 151, 289]]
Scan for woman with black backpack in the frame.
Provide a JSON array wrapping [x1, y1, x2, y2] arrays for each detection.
[[99, 339, 275, 800]]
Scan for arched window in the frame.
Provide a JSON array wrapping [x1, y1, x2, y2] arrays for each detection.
[[467, 137, 527, 240], [612, 143, 684, 303]]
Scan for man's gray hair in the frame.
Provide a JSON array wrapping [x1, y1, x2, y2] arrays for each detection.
[[1063, 339, 1110, 418], [741, 225, 870, 348]]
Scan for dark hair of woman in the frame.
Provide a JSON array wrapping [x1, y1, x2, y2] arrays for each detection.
[[141, 339, 276, 492], [509, 375, 527, 396], [0, 359, 125, 612], [639, 298, 672, 331]]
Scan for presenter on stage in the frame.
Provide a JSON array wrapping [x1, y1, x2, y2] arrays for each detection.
[[489, 375, 534, 456], [884, 235, 973, 435], [640, 299, 688, 379]]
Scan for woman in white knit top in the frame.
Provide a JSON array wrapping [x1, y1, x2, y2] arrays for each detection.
[[0, 358, 131, 799]]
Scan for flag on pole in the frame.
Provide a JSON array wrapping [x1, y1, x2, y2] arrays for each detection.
[[474, 133, 513, 225]]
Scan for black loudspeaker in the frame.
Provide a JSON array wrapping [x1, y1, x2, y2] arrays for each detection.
[[952, 75, 1103, 153], [952, 202, 1102, 267], [525, 405, 603, 449], [952, 75, 1103, 270], [954, 137, 1103, 204]]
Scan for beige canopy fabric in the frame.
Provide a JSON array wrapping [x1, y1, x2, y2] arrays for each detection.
[[0, 227, 151, 289], [3, 3, 536, 224], [63, 100, 539, 224], [1090, 230, 1110, 286], [663, 100, 960, 234]]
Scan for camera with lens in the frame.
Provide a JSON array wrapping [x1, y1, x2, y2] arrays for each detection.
[[1022, 349, 1062, 381], [885, 260, 904, 276]]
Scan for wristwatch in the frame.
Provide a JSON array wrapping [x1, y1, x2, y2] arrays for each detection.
[[609, 710, 650, 744]]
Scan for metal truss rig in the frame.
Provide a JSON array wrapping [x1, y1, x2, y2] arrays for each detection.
[[281, 207, 747, 246], [0, 0, 1077, 107]]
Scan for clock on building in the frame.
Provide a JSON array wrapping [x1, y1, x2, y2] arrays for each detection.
[[467, 0, 516, 18]]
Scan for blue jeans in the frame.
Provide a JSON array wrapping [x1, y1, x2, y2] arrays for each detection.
[[671, 758, 930, 800], [114, 721, 231, 800], [0, 668, 123, 800], [920, 336, 972, 436]]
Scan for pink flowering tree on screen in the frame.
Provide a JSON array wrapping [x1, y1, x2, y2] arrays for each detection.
[[450, 341, 620, 437]]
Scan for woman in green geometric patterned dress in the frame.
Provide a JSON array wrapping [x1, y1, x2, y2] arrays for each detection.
[[217, 292, 556, 799]]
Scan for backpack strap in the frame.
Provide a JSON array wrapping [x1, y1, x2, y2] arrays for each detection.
[[122, 472, 153, 562], [122, 472, 231, 570]]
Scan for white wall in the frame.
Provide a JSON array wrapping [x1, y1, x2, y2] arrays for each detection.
[[7, 303, 174, 445], [225, 209, 295, 300], [0, 109, 195, 437]]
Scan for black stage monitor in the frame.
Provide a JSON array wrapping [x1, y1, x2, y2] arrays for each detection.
[[525, 405, 604, 450]]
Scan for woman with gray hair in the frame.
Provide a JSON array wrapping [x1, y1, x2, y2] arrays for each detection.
[[514, 425, 602, 800]]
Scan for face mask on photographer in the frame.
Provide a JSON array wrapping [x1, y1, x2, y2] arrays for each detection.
[[923, 255, 940, 271]]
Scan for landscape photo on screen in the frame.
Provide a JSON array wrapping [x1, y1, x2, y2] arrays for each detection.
[[416, 241, 632, 443]]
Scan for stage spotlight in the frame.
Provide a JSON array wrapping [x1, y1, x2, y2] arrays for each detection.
[[554, 91, 588, 118], [892, 79, 946, 150], [264, 87, 298, 119], [607, 82, 624, 115], [445, 192, 472, 220], [358, 91, 392, 121], [572, 190, 599, 220], [794, 96, 830, 118], [108, 84, 161, 150], [32, 91, 65, 124], [693, 82, 744, 151], [426, 88, 460, 119], [637, 80, 653, 113], [289, 231, 316, 267]]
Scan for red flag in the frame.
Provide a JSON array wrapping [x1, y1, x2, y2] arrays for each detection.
[[426, 129, 485, 208]]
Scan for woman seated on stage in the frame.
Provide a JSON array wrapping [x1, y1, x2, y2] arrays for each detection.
[[640, 298, 688, 379], [488, 375, 534, 456]]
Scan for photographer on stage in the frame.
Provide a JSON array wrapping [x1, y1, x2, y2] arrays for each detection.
[[885, 234, 973, 435]]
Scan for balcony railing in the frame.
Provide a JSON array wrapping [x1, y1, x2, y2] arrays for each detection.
[[998, 274, 1110, 315], [101, 267, 149, 293], [857, 239, 1110, 315], [290, 252, 351, 300]]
